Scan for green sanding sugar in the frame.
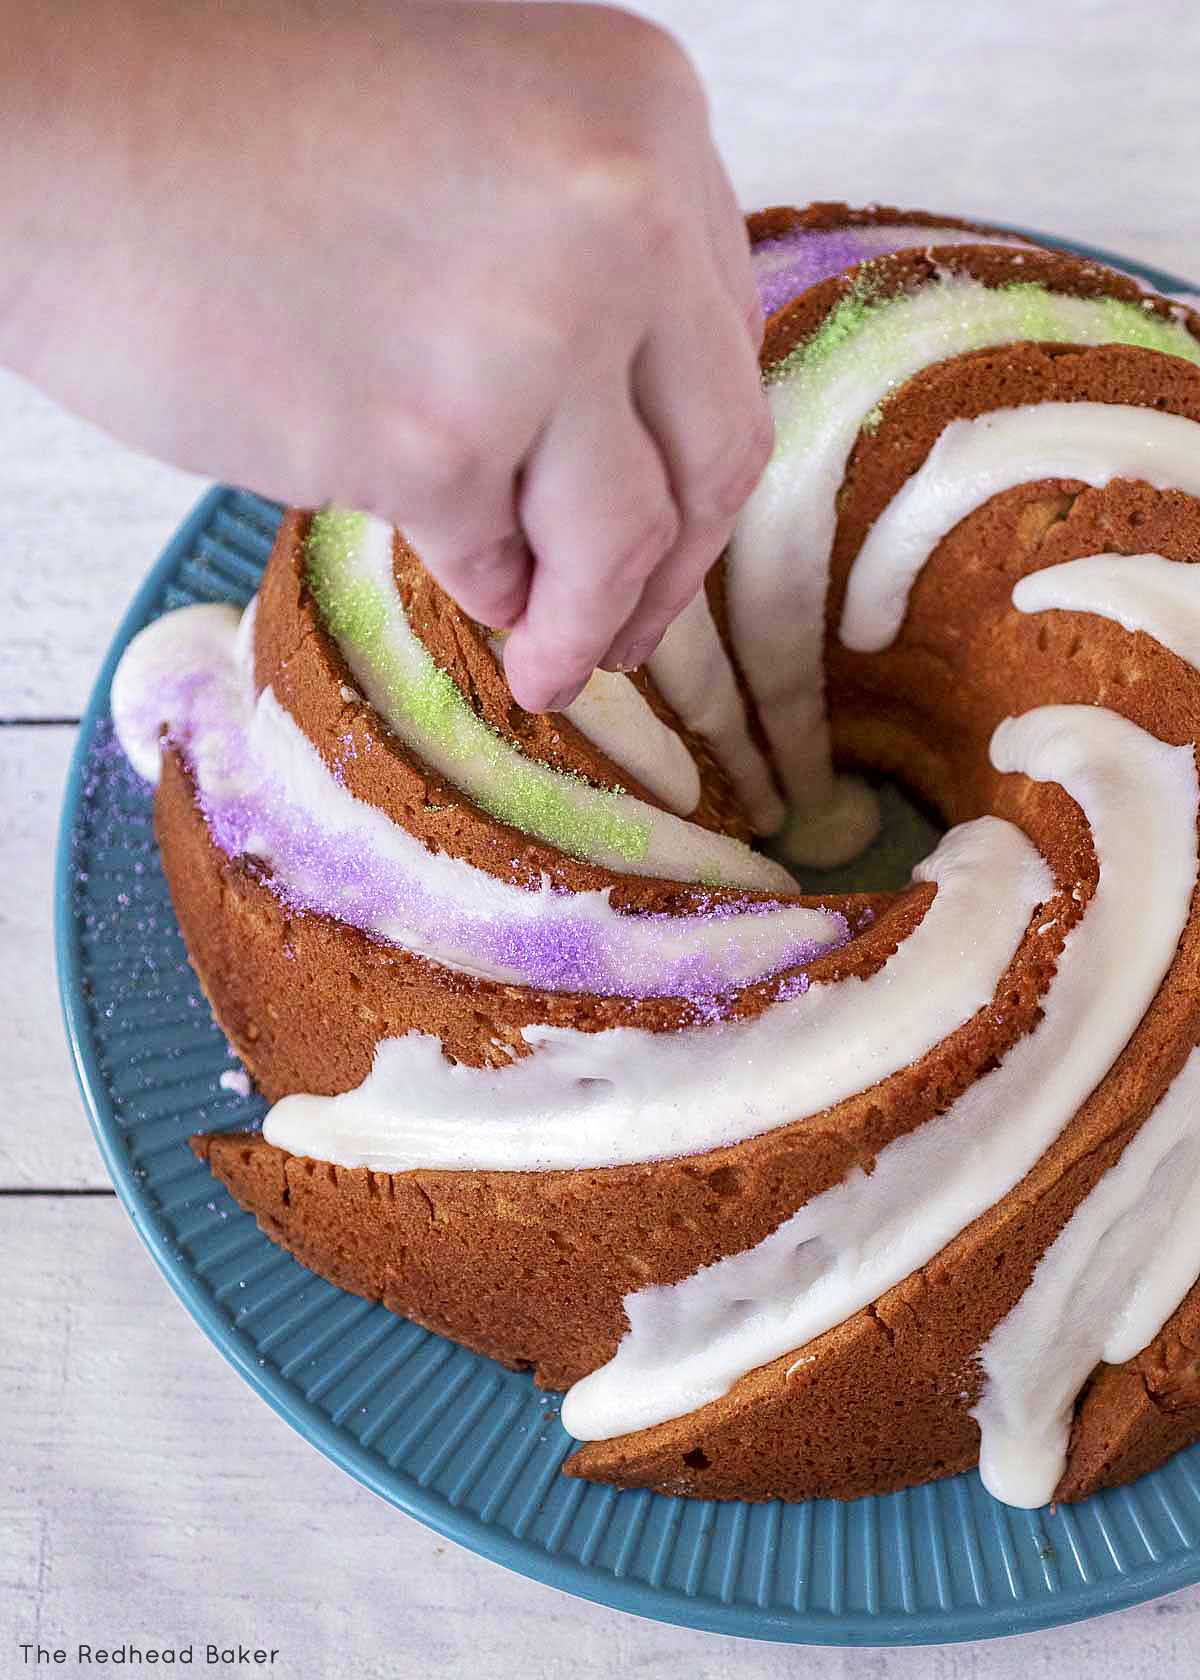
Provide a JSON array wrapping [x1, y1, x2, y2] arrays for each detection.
[[304, 513, 654, 866], [307, 509, 385, 643], [1095, 292, 1200, 359], [767, 275, 1200, 390], [860, 403, 885, 434], [769, 277, 880, 386], [999, 283, 1200, 360], [402, 662, 461, 739]]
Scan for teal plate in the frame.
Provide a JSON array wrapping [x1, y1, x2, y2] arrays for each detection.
[[56, 238, 1200, 1645]]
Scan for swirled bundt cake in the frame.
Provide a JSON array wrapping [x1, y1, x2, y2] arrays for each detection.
[[111, 202, 1200, 1508]]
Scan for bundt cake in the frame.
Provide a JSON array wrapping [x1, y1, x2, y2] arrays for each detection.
[[110, 202, 1200, 1509]]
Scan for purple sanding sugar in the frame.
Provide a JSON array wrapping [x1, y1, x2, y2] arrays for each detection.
[[131, 657, 848, 1006], [753, 228, 871, 316], [210, 768, 846, 1001], [73, 718, 211, 1019], [751, 222, 1005, 317]]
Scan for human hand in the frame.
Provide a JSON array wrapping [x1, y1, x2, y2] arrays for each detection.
[[2, 0, 771, 712]]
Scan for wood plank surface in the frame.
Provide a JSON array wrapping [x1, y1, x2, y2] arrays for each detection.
[[0, 726, 106, 1188]]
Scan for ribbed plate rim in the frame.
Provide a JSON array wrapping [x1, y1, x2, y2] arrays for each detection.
[[54, 233, 1200, 1646]]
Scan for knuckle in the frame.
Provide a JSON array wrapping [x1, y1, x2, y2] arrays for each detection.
[[567, 149, 655, 224], [473, 300, 572, 385], [687, 420, 774, 521], [651, 573, 704, 628], [519, 315, 574, 380], [434, 537, 528, 619], [440, 544, 510, 598], [344, 423, 483, 527], [415, 431, 482, 499], [563, 151, 685, 271], [698, 467, 756, 524], [388, 405, 482, 499], [635, 201, 689, 270], [445, 535, 521, 585], [605, 508, 680, 585]]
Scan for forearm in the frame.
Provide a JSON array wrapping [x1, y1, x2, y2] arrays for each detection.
[[2, 0, 362, 376], [2, 1, 148, 372]]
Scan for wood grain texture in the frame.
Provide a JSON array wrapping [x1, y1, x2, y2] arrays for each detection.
[[0, 727, 108, 1188], [0, 370, 203, 719], [5, 0, 1200, 1665], [643, 0, 1200, 285]]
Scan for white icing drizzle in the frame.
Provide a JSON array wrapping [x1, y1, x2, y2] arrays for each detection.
[[111, 602, 243, 784], [111, 603, 843, 994], [561, 706, 1198, 1443], [647, 591, 785, 834], [727, 279, 1198, 848], [262, 814, 1051, 1171], [842, 403, 1200, 652], [485, 634, 702, 819], [967, 546, 1200, 1506], [778, 776, 882, 871], [972, 1049, 1200, 1508], [563, 674, 701, 817], [324, 513, 792, 891], [1014, 551, 1200, 666]]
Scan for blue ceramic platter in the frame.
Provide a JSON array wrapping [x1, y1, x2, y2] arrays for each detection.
[[56, 238, 1200, 1645]]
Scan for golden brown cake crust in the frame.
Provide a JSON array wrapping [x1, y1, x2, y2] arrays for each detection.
[[174, 232, 1200, 1503]]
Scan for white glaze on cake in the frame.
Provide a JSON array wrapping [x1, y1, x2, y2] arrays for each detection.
[[111, 602, 246, 785], [841, 403, 1200, 651], [561, 706, 1198, 1442], [484, 633, 703, 819], [1013, 551, 1200, 666], [972, 1049, 1200, 1507], [647, 591, 784, 834], [561, 670, 702, 817], [966, 549, 1200, 1505], [262, 815, 1051, 1171], [728, 279, 1199, 853]]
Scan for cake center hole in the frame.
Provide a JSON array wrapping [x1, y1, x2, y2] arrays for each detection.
[[766, 774, 947, 897]]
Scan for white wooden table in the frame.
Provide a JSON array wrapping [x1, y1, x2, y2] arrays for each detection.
[[4, 1, 1200, 1671]]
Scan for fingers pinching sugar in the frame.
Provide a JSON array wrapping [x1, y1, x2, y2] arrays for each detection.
[[599, 520, 735, 677]]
